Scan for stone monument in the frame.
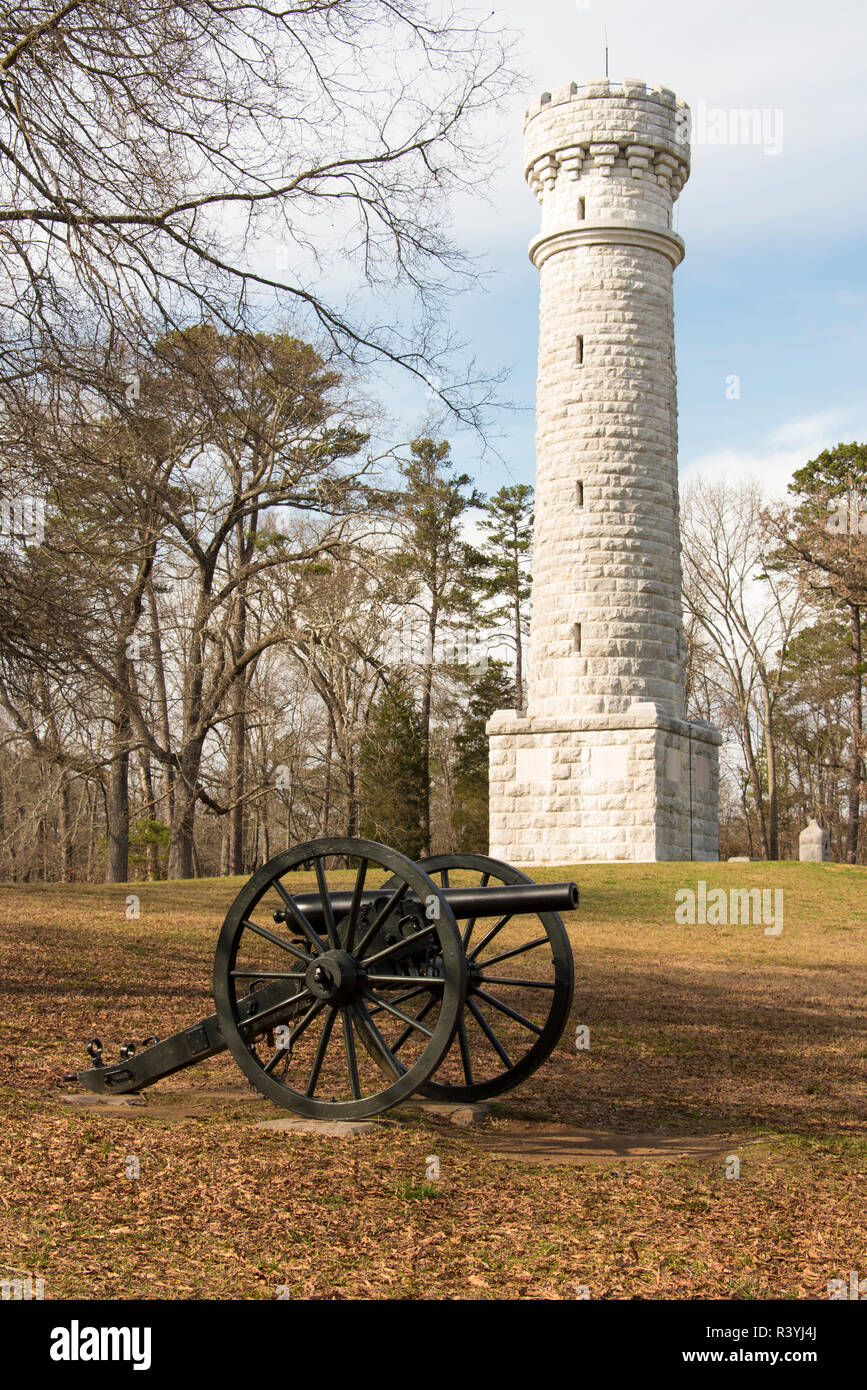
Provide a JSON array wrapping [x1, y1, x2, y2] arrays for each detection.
[[799, 819, 830, 862], [488, 78, 721, 863]]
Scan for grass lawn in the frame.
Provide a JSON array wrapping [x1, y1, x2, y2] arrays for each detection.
[[0, 860, 865, 1300]]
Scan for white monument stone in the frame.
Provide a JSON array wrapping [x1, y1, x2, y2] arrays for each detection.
[[488, 78, 721, 863], [799, 818, 830, 862]]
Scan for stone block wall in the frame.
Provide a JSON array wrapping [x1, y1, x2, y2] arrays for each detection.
[[488, 707, 721, 864]]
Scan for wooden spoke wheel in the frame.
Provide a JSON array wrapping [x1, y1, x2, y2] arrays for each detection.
[[213, 838, 466, 1119], [372, 853, 575, 1103]]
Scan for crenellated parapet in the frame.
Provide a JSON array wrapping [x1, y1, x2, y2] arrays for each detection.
[[524, 78, 690, 206]]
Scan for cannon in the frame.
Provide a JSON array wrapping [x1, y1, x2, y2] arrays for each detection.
[[66, 838, 578, 1119]]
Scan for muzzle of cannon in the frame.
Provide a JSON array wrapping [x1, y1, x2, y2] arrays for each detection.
[[66, 838, 578, 1119]]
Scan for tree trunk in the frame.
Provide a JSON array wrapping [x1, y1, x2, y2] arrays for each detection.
[[147, 580, 175, 824], [741, 777, 754, 857], [86, 783, 98, 882], [321, 722, 333, 835], [227, 689, 247, 875], [220, 822, 230, 876], [57, 773, 73, 882], [36, 812, 47, 881], [138, 754, 159, 881], [106, 686, 131, 882], [762, 687, 778, 859], [168, 782, 195, 880], [514, 592, 524, 710], [167, 744, 204, 880], [345, 754, 357, 838], [742, 715, 769, 859], [419, 609, 437, 856], [227, 513, 255, 873], [846, 602, 863, 865]]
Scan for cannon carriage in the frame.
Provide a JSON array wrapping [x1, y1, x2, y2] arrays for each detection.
[[68, 838, 578, 1119]]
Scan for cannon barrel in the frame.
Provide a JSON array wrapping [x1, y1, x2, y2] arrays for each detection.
[[286, 880, 579, 928]]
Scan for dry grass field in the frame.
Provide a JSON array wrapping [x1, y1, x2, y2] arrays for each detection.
[[1, 860, 865, 1299]]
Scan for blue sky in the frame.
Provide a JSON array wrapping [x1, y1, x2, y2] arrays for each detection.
[[378, 0, 867, 501]]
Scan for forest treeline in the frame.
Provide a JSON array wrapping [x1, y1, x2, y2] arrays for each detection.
[[0, 327, 534, 880], [1, 341, 864, 879], [683, 447, 866, 863]]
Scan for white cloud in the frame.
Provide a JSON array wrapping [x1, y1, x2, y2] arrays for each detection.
[[765, 413, 845, 449], [681, 412, 853, 496]]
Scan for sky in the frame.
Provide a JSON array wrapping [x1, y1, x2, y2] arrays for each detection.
[[378, 0, 867, 502]]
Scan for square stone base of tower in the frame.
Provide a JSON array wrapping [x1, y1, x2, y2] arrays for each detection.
[[487, 703, 721, 864]]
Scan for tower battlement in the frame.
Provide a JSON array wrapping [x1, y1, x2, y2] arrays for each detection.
[[524, 78, 689, 125], [524, 78, 690, 210]]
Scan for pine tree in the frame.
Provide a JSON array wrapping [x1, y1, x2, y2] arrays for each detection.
[[359, 671, 426, 859], [451, 662, 514, 852], [774, 611, 856, 857], [468, 483, 533, 709], [390, 437, 484, 854], [772, 443, 867, 862]]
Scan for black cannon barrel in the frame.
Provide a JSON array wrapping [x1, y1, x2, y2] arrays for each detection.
[[286, 880, 579, 928]]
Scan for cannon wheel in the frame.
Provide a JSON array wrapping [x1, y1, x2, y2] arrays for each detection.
[[372, 853, 575, 1103], [213, 838, 466, 1120]]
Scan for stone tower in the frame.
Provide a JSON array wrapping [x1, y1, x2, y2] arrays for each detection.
[[488, 78, 720, 863]]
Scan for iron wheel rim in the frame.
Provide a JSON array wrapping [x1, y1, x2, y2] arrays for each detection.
[[213, 838, 466, 1119], [405, 853, 574, 1102]]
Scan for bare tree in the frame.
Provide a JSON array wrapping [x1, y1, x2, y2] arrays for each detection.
[[681, 478, 805, 860], [275, 546, 403, 838], [0, 326, 374, 878], [0, 1, 514, 417], [133, 330, 371, 877]]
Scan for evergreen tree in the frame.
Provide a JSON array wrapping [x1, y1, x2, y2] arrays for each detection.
[[359, 671, 426, 859], [451, 662, 514, 852], [774, 611, 857, 857], [390, 437, 484, 854], [771, 443, 867, 861], [469, 483, 533, 709]]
